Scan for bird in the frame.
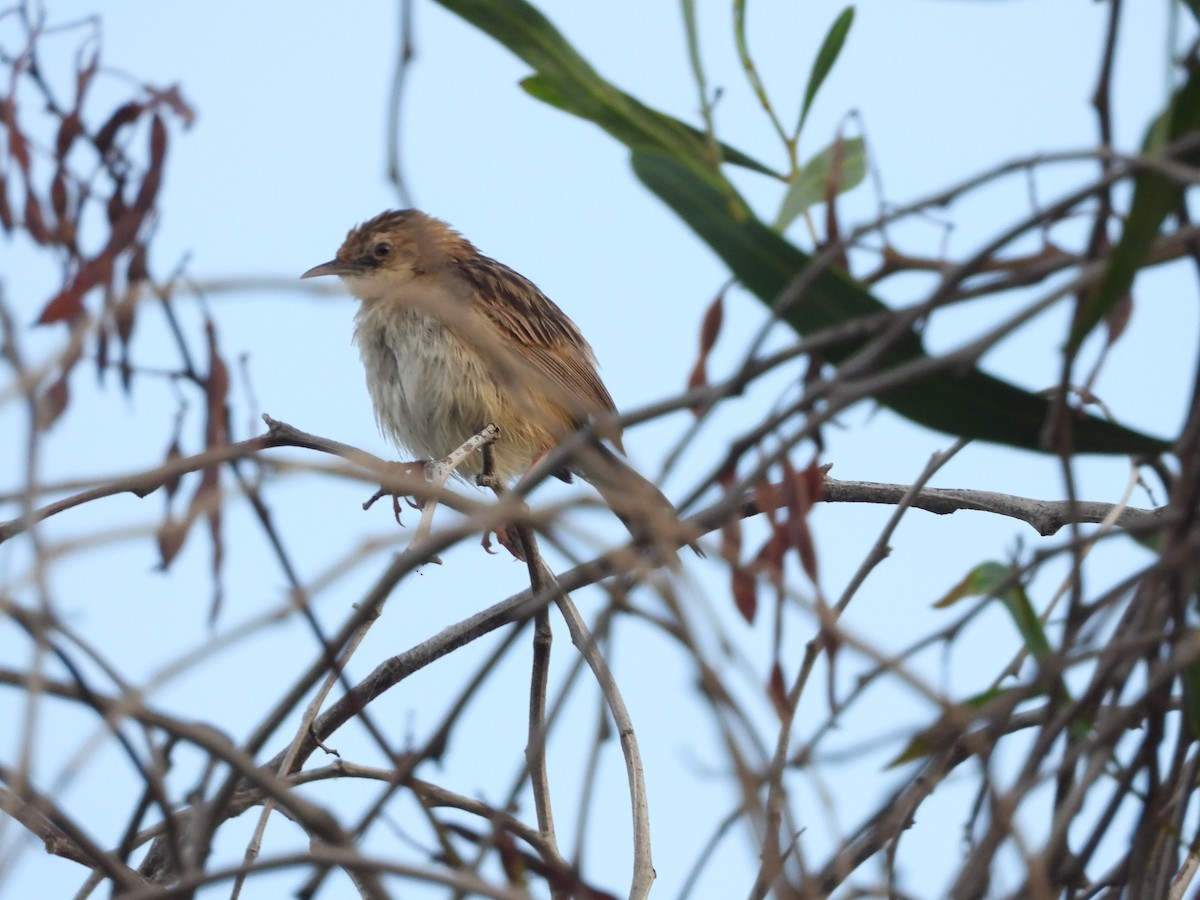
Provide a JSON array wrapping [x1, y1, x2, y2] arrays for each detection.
[[300, 209, 697, 557]]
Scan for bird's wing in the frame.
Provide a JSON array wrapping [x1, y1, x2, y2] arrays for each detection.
[[455, 253, 624, 450]]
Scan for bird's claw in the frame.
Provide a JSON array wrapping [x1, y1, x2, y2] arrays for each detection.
[[363, 460, 430, 523]]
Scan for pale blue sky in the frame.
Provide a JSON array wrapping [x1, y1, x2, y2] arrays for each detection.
[[1, 2, 1191, 897]]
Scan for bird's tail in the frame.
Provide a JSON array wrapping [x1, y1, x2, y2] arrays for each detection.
[[570, 442, 703, 560]]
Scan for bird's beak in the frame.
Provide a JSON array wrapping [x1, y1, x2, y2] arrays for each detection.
[[300, 259, 359, 279]]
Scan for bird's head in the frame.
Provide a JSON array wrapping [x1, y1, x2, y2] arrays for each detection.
[[301, 209, 468, 301]]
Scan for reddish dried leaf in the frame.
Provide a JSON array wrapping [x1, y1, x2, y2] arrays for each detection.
[[687, 357, 708, 395], [716, 463, 737, 490], [105, 208, 145, 257], [0, 174, 13, 233], [698, 292, 724, 354], [146, 84, 196, 127], [782, 458, 820, 520], [753, 478, 782, 520], [115, 291, 137, 346], [687, 292, 725, 415], [164, 432, 184, 500], [204, 320, 230, 450], [197, 320, 232, 620], [816, 598, 841, 664], [187, 469, 220, 527], [55, 112, 84, 161], [23, 189, 48, 245], [37, 254, 113, 325], [732, 566, 757, 623], [777, 458, 825, 585], [795, 521, 818, 583], [156, 514, 190, 570], [755, 530, 786, 587], [36, 374, 70, 430], [74, 45, 101, 105], [768, 663, 789, 720], [126, 243, 149, 284], [50, 165, 70, 221], [96, 326, 109, 379], [1, 97, 31, 174], [780, 458, 823, 584], [106, 177, 127, 225], [37, 284, 85, 325], [205, 500, 225, 626], [719, 511, 742, 556], [494, 827, 524, 884], [185, 426, 227, 625], [134, 167, 162, 216], [132, 116, 167, 213], [94, 101, 144, 156]]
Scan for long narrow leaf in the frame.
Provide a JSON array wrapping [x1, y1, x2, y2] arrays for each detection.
[[795, 7, 855, 139], [633, 150, 1167, 455], [774, 135, 865, 230], [521, 75, 775, 176], [436, 0, 776, 178], [1068, 60, 1200, 351]]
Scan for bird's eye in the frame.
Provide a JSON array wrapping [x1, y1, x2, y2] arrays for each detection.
[[372, 241, 392, 260]]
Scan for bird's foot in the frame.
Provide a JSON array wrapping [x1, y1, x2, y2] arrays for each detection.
[[362, 460, 430, 524], [481, 525, 526, 561]]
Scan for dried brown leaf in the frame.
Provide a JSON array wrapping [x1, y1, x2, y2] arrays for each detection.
[[74, 46, 101, 106], [106, 177, 127, 225], [156, 514, 190, 570], [755, 530, 786, 587], [23, 188, 48, 245], [36, 374, 70, 430], [94, 101, 143, 157], [768, 663, 789, 720], [146, 84, 196, 127], [55, 112, 84, 161], [204, 320, 230, 450], [133, 116, 167, 213], [126, 243, 149, 284], [115, 290, 137, 346], [1, 97, 31, 174], [50, 165, 69, 221], [781, 458, 822, 584], [732, 566, 757, 624], [687, 292, 725, 414], [163, 438, 183, 501], [37, 254, 113, 325], [96, 325, 108, 380], [0, 174, 12, 233]]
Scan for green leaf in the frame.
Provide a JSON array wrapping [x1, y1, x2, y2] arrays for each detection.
[[1067, 60, 1200, 351], [1186, 661, 1200, 740], [887, 685, 1029, 767], [795, 7, 855, 138], [436, 0, 775, 178], [933, 561, 1011, 608], [632, 150, 1168, 455], [774, 135, 866, 230], [521, 75, 776, 177], [935, 562, 1049, 660], [999, 583, 1051, 661]]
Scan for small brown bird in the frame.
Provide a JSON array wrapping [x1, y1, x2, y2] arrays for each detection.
[[301, 209, 694, 554]]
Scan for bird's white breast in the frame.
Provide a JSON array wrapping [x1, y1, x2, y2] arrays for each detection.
[[353, 300, 502, 466]]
